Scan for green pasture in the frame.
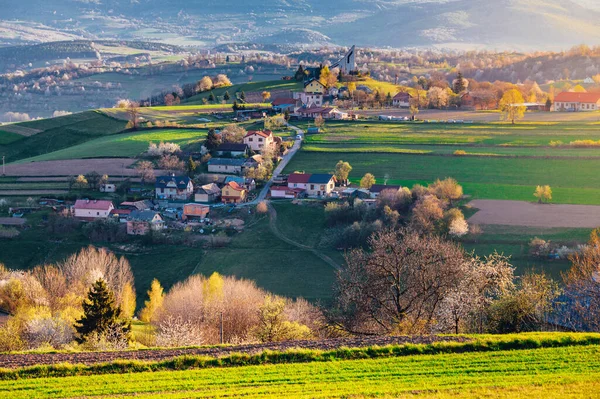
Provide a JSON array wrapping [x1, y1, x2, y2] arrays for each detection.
[[2, 344, 599, 398], [0, 111, 127, 162], [184, 80, 303, 104], [17, 129, 208, 162], [0, 130, 24, 145]]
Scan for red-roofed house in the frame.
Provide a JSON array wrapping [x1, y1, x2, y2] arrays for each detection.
[[287, 173, 311, 190], [243, 130, 275, 152], [221, 181, 247, 204], [393, 92, 412, 108], [73, 200, 114, 220], [553, 92, 600, 112]]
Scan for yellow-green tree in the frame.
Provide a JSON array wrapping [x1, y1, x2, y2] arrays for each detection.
[[360, 173, 376, 189], [534, 185, 552, 203], [203, 272, 224, 303], [572, 85, 587, 93], [120, 282, 136, 320], [253, 295, 311, 343], [499, 89, 526, 124], [139, 279, 164, 323], [334, 160, 352, 185]]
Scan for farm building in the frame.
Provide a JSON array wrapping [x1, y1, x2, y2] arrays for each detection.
[[73, 200, 114, 220], [393, 92, 412, 108], [553, 92, 600, 111], [183, 203, 210, 220], [270, 186, 305, 199], [99, 183, 116, 193], [195, 183, 221, 203], [271, 98, 299, 112], [369, 184, 402, 199], [214, 143, 250, 157], [297, 107, 348, 120], [207, 158, 246, 174], [244, 130, 275, 153], [221, 181, 247, 204], [155, 175, 194, 200], [287, 173, 312, 190], [127, 210, 165, 235], [110, 208, 132, 223]]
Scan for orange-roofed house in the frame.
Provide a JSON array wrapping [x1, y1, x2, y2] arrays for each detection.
[[244, 130, 275, 153], [553, 92, 600, 112], [221, 181, 247, 204]]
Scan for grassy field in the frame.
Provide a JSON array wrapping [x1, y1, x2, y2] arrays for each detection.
[[184, 80, 303, 105], [0, 111, 127, 163], [17, 129, 208, 162], [2, 342, 599, 398], [0, 130, 25, 145]]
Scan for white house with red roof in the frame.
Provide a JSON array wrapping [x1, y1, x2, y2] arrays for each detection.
[[73, 199, 115, 220], [553, 92, 600, 112], [287, 173, 312, 190], [393, 92, 412, 108], [243, 130, 275, 152]]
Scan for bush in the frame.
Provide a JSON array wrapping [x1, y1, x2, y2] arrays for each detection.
[[0, 319, 24, 352], [256, 201, 268, 214], [155, 315, 203, 348], [24, 316, 74, 349], [453, 150, 467, 156]]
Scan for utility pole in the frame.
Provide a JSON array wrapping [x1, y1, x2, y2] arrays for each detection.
[[2, 156, 4, 176], [220, 311, 224, 345]]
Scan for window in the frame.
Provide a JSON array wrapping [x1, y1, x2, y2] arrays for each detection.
[[311, 185, 315, 190], [248, 138, 253, 142], [97, 212, 100, 216], [259, 138, 263, 142]]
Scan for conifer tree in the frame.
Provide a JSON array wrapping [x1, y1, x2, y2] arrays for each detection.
[[453, 72, 466, 94], [224, 91, 231, 102], [75, 279, 130, 343]]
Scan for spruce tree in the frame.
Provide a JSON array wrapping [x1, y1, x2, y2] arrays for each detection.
[[75, 279, 129, 344], [240, 91, 246, 102], [208, 92, 216, 103], [224, 91, 231, 102], [453, 72, 466, 94], [205, 129, 221, 150]]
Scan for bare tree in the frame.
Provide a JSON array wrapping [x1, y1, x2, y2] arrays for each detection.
[[136, 160, 155, 183], [158, 155, 185, 173], [126, 101, 140, 130]]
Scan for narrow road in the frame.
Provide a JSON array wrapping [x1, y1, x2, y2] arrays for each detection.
[[267, 203, 340, 271]]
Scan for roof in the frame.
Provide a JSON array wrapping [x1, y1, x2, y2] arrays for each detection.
[[304, 78, 325, 88], [224, 176, 245, 185], [224, 181, 245, 192], [271, 186, 305, 193], [369, 184, 402, 193], [554, 92, 600, 103], [155, 176, 191, 190], [128, 210, 162, 222], [208, 158, 246, 166], [299, 107, 335, 114], [287, 173, 312, 184], [110, 209, 132, 216], [271, 98, 297, 106], [74, 199, 114, 210], [197, 183, 221, 195], [215, 143, 249, 152], [244, 130, 273, 139], [308, 174, 335, 184], [393, 92, 412, 100]]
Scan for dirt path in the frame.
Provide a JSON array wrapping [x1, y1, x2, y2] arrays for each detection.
[[267, 204, 340, 271], [468, 199, 600, 228], [0, 336, 468, 369]]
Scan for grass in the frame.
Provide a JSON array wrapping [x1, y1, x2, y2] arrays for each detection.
[[1, 334, 599, 398], [184, 80, 303, 105], [0, 111, 127, 163], [0, 130, 25, 145], [17, 129, 208, 162]]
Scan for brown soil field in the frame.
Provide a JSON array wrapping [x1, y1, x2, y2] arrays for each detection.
[[0, 190, 68, 196], [5, 159, 160, 177], [468, 199, 600, 228], [0, 336, 469, 369]]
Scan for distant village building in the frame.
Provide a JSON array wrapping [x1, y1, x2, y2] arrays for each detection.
[[155, 175, 194, 200], [369, 184, 402, 199], [195, 183, 221, 203], [127, 210, 165, 235], [214, 143, 249, 157], [271, 98, 299, 112], [99, 183, 116, 193], [183, 203, 210, 220], [224, 176, 256, 191], [73, 200, 114, 220], [293, 92, 323, 107], [244, 130, 275, 152], [393, 92, 412, 108], [221, 181, 247, 204], [270, 186, 305, 199], [207, 158, 246, 174], [303, 78, 327, 94], [553, 92, 600, 111], [297, 107, 348, 120]]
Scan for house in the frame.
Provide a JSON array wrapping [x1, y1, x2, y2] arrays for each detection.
[[270, 186, 305, 199], [127, 210, 165, 235], [369, 184, 402, 199], [224, 176, 256, 191], [221, 181, 247, 204], [120, 200, 154, 211], [553, 92, 600, 112], [306, 174, 336, 197], [393, 92, 412, 108], [73, 200, 114, 220], [155, 175, 194, 200], [99, 183, 116, 193], [293, 92, 324, 107], [243, 130, 275, 153], [195, 183, 221, 203], [297, 107, 337, 119], [183, 203, 210, 220], [287, 173, 312, 190], [207, 158, 246, 174], [214, 143, 249, 157], [341, 187, 371, 199], [584, 77, 595, 84], [304, 78, 326, 94]]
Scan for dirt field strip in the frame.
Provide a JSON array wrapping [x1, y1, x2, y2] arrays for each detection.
[[0, 190, 68, 196], [468, 199, 600, 228], [0, 124, 42, 137], [0, 336, 468, 369], [4, 159, 164, 177]]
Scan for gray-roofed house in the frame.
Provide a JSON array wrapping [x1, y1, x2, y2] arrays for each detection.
[[214, 143, 249, 157], [127, 210, 165, 235], [195, 183, 222, 203], [306, 174, 336, 197], [207, 158, 246, 174], [369, 184, 402, 199], [155, 175, 194, 200]]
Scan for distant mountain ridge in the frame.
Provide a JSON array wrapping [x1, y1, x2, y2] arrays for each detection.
[[1, 0, 599, 50]]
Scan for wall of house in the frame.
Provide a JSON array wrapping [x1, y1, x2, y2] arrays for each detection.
[[74, 207, 113, 219]]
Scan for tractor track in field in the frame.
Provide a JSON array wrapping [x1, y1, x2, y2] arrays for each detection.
[[0, 336, 469, 369]]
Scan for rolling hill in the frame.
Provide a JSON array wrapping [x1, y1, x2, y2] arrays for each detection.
[[1, 0, 599, 50]]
